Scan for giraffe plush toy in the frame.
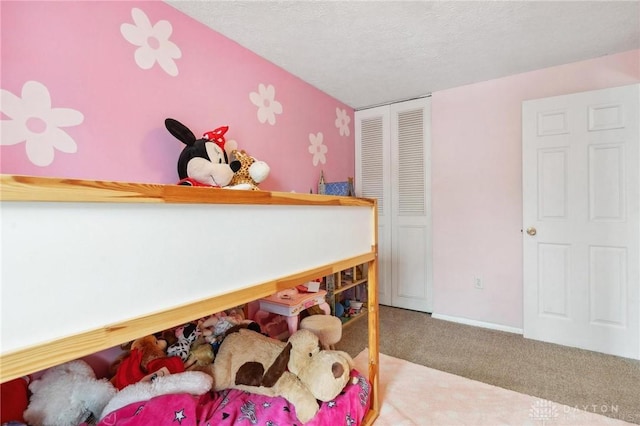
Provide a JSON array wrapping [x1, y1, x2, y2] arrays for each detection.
[[228, 149, 270, 190]]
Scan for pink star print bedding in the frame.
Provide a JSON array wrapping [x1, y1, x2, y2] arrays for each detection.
[[95, 370, 370, 425]]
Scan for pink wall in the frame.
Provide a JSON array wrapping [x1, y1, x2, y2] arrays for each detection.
[[431, 50, 640, 329], [1, 1, 354, 192], [3, 1, 638, 335]]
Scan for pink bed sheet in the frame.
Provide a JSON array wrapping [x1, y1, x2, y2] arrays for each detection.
[[96, 369, 370, 426]]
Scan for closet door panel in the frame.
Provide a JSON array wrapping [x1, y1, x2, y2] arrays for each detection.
[[356, 97, 432, 312], [356, 106, 392, 306], [390, 98, 432, 312]]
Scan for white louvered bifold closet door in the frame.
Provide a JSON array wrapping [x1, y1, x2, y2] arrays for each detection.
[[356, 106, 392, 306], [355, 97, 432, 311]]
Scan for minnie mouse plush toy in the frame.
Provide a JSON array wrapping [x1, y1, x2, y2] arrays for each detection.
[[165, 118, 244, 188]]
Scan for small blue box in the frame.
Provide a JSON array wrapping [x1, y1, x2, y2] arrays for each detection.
[[324, 181, 352, 196]]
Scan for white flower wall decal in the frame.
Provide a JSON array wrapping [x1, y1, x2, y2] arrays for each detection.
[[120, 8, 182, 76], [249, 83, 283, 125], [335, 107, 351, 136], [1, 81, 84, 166], [308, 132, 327, 166]]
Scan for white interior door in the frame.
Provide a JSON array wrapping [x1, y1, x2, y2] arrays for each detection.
[[523, 84, 639, 359]]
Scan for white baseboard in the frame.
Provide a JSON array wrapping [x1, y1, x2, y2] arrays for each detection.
[[431, 313, 523, 335]]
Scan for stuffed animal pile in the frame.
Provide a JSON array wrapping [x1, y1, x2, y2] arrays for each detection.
[[213, 328, 354, 424], [18, 312, 355, 425], [198, 307, 261, 353], [20, 359, 213, 426]]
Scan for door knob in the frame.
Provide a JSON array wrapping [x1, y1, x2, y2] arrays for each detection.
[[526, 227, 537, 236]]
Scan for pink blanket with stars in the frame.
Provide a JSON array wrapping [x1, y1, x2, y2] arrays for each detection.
[[95, 370, 370, 426]]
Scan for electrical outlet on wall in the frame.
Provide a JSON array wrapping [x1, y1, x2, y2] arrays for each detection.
[[474, 276, 483, 289]]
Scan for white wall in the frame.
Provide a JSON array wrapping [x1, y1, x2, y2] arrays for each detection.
[[431, 49, 640, 330]]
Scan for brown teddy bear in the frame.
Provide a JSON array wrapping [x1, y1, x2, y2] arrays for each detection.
[[212, 328, 354, 424], [109, 335, 185, 390]]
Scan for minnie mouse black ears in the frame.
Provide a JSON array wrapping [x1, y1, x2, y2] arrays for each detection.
[[165, 118, 196, 146]]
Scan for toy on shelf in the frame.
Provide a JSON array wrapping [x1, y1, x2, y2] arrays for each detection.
[[256, 288, 330, 337], [164, 118, 251, 189], [228, 149, 270, 190], [345, 300, 365, 317], [318, 170, 326, 194], [318, 172, 354, 196]]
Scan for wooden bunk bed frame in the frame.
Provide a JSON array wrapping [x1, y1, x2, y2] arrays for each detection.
[[0, 174, 380, 425]]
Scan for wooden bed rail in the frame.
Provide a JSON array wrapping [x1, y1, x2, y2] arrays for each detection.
[[0, 174, 375, 206], [0, 174, 380, 424], [0, 251, 376, 380]]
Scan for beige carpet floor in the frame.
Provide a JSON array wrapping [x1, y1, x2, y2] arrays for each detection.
[[337, 306, 640, 425]]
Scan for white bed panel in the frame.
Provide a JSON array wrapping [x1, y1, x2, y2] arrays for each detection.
[[1, 201, 374, 354]]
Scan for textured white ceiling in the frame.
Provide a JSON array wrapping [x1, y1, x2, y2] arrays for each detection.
[[166, 1, 640, 109]]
